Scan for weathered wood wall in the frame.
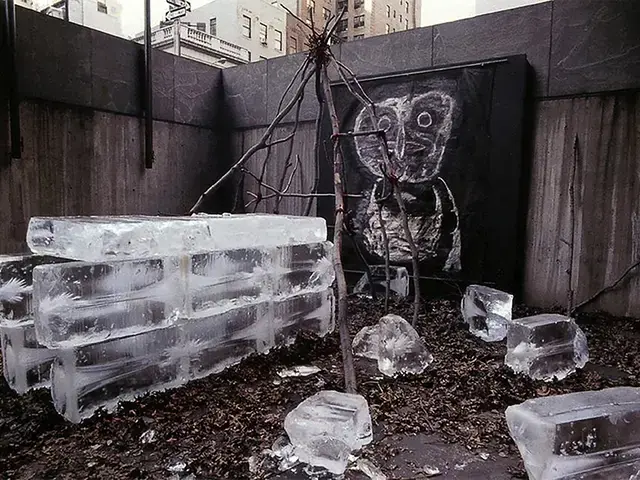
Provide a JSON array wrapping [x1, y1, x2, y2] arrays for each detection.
[[0, 100, 217, 254], [524, 93, 640, 317]]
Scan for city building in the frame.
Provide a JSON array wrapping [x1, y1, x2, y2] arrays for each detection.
[[335, 0, 421, 41], [39, 0, 123, 37], [179, 0, 289, 62], [16, 0, 36, 8]]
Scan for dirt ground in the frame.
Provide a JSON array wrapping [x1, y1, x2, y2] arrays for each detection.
[[1, 296, 639, 479]]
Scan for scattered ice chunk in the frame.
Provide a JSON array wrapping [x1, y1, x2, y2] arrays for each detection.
[[140, 429, 156, 444], [0, 254, 69, 323], [1, 319, 57, 393], [33, 257, 184, 348], [26, 214, 327, 261], [423, 465, 442, 476], [352, 325, 380, 360], [353, 265, 409, 298], [284, 390, 372, 474], [273, 289, 335, 346], [505, 313, 588, 381], [461, 284, 513, 342], [167, 461, 187, 473], [50, 326, 184, 423], [506, 387, 640, 480], [378, 314, 433, 377], [351, 458, 387, 480], [277, 366, 321, 378]]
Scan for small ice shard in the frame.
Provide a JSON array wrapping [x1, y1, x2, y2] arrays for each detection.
[[0, 254, 69, 323], [351, 458, 387, 480], [353, 265, 409, 298], [277, 366, 321, 378], [1, 319, 58, 393], [352, 325, 380, 360], [140, 429, 156, 444], [506, 387, 640, 480], [273, 288, 335, 346], [167, 461, 187, 473], [27, 214, 327, 261], [377, 314, 433, 377], [505, 313, 588, 381], [461, 284, 513, 342], [284, 390, 373, 474], [33, 257, 184, 348], [423, 465, 442, 476]]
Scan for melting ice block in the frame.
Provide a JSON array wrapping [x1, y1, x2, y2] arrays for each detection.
[[506, 387, 640, 480], [505, 314, 588, 381], [0, 254, 69, 323], [51, 326, 184, 423], [353, 265, 409, 298], [273, 242, 335, 297], [26, 214, 327, 261], [284, 390, 372, 474], [1, 319, 57, 393], [378, 314, 433, 377], [461, 284, 513, 342], [33, 257, 184, 348], [352, 325, 380, 360], [273, 289, 335, 346]]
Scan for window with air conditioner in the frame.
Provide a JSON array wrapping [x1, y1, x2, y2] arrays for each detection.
[[274, 29, 282, 51], [354, 14, 364, 28], [242, 15, 252, 38], [97, 1, 107, 14], [260, 23, 267, 44]]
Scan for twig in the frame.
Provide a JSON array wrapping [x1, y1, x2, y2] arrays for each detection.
[[333, 129, 385, 138], [242, 168, 363, 199], [571, 259, 640, 315]]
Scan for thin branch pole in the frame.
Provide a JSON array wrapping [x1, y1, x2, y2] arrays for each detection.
[[242, 168, 362, 199], [189, 68, 315, 214], [322, 65, 357, 394]]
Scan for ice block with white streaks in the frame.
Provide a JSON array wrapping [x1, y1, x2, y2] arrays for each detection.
[[273, 288, 335, 346], [26, 214, 327, 261]]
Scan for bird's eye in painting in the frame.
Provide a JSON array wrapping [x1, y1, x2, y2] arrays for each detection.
[[416, 111, 432, 128]]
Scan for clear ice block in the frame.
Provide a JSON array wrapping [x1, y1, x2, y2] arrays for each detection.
[[273, 242, 335, 297], [352, 325, 380, 360], [378, 314, 433, 377], [33, 257, 184, 348], [353, 265, 409, 297], [284, 390, 373, 474], [0, 254, 69, 323], [505, 314, 588, 381], [273, 288, 335, 346], [26, 214, 327, 261], [461, 284, 513, 342], [50, 326, 183, 423], [506, 387, 640, 480], [1, 319, 57, 393]]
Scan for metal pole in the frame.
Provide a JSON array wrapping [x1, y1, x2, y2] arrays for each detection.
[[144, 0, 154, 169], [174, 19, 180, 57], [6, 0, 20, 160], [64, 0, 69, 22]]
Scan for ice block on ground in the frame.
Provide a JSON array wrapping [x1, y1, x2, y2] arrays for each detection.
[[352, 325, 380, 360], [273, 288, 335, 346], [284, 390, 372, 474], [26, 214, 327, 261], [378, 314, 433, 377], [0, 254, 69, 323], [461, 284, 513, 342], [273, 242, 335, 297], [506, 387, 640, 480], [1, 319, 57, 393], [505, 313, 588, 381], [33, 257, 183, 348], [353, 265, 409, 297], [179, 301, 275, 380], [50, 326, 183, 423]]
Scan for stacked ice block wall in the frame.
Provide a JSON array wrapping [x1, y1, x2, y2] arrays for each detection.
[[0, 214, 335, 423]]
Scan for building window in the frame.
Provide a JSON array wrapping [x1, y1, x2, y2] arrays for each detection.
[[354, 0, 363, 8], [289, 36, 298, 53], [386, 5, 390, 17], [385, 24, 390, 33], [274, 29, 282, 51], [354, 34, 364, 40], [405, 2, 409, 13], [337, 0, 347, 11], [393, 9, 396, 17], [248, 51, 252, 62], [210, 18, 217, 36], [196, 22, 206, 32], [405, 19, 408, 29], [242, 15, 252, 38], [399, 14, 402, 22], [354, 14, 364, 28], [259, 23, 267, 43], [337, 18, 348, 31], [400, 0, 403, 4], [97, 1, 107, 14], [323, 7, 330, 20], [392, 27, 396, 32]]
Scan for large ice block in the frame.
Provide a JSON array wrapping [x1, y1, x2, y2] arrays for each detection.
[[1, 319, 57, 393], [0, 254, 69, 323], [506, 387, 640, 480], [284, 390, 372, 474], [461, 284, 513, 342], [50, 326, 184, 423], [33, 257, 184, 348], [353, 265, 409, 297], [27, 214, 327, 261], [378, 314, 433, 377], [273, 242, 335, 297], [505, 314, 588, 381], [273, 288, 335, 346]]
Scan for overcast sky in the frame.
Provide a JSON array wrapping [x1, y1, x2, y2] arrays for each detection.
[[120, 0, 213, 38]]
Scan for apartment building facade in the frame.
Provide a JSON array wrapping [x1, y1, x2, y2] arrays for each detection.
[[335, 0, 420, 41]]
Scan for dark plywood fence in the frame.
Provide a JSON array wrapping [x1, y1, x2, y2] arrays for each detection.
[[524, 93, 640, 317], [0, 100, 217, 254]]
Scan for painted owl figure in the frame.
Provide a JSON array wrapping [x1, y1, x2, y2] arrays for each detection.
[[352, 91, 462, 272]]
